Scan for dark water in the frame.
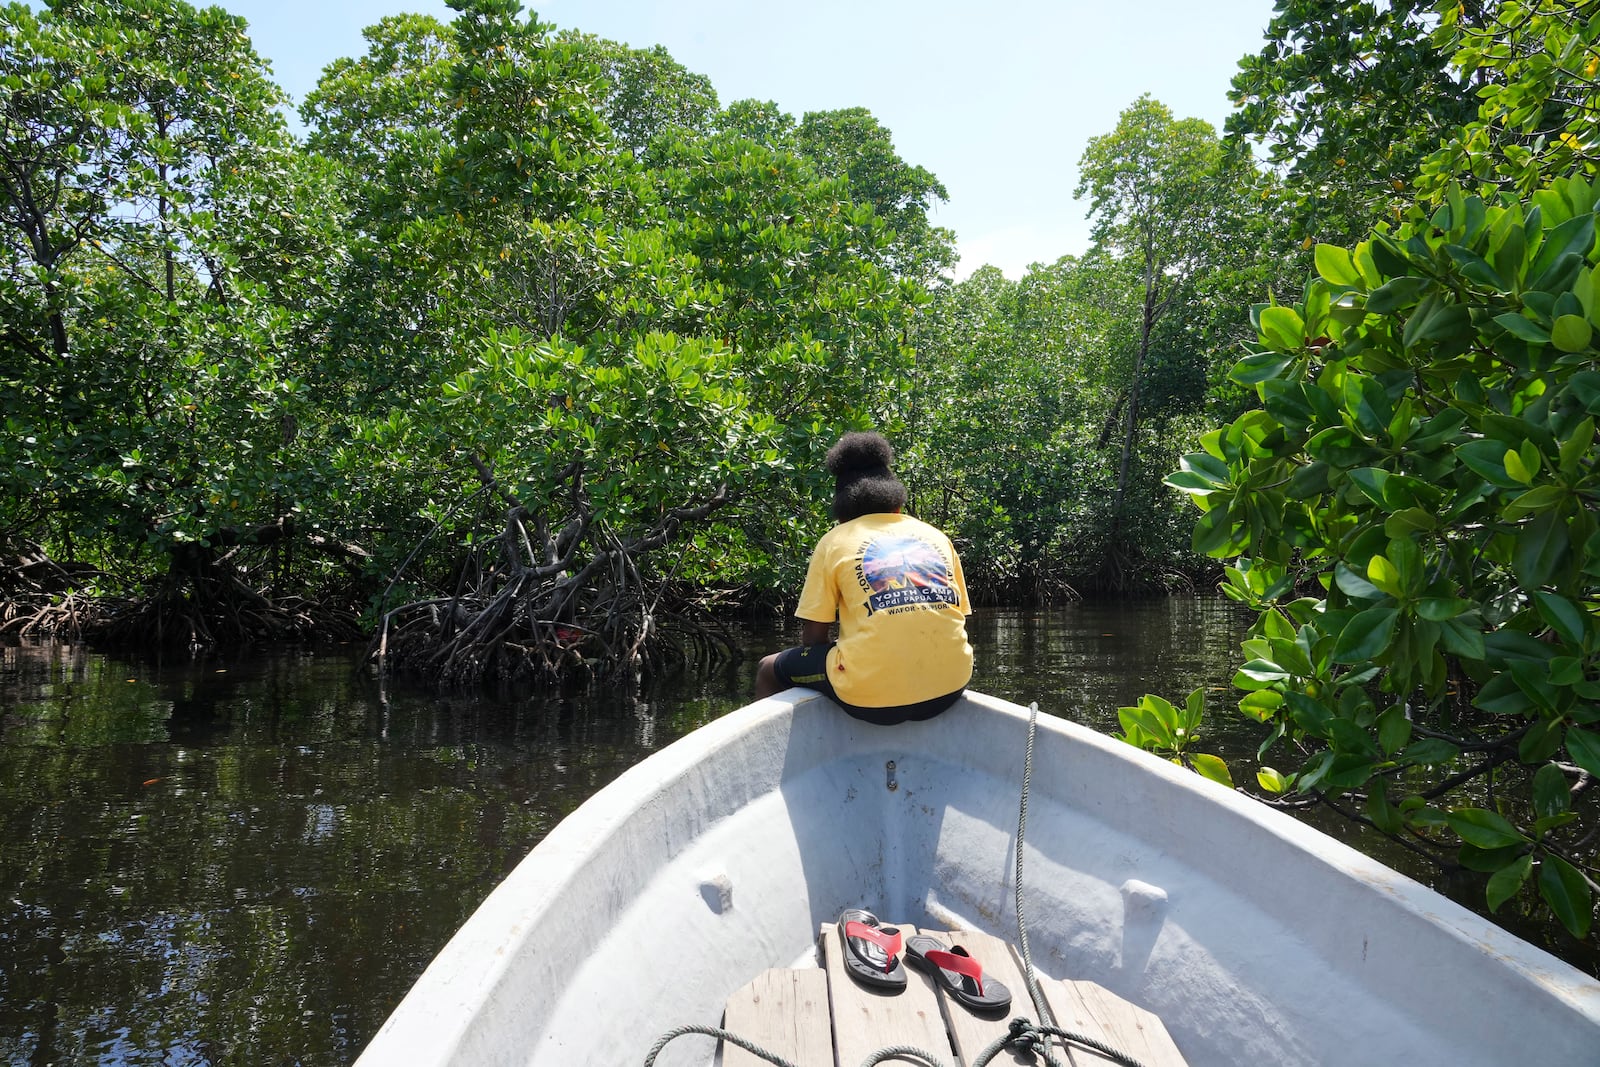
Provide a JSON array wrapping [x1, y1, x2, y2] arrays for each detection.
[[0, 601, 1590, 1066]]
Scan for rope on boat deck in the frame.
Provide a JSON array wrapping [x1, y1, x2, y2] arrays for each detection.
[[641, 1023, 951, 1067], [1004, 701, 1149, 1067], [641, 1023, 800, 1067], [642, 701, 1149, 1067]]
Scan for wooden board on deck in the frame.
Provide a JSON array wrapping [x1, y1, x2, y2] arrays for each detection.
[[719, 923, 1186, 1067], [819, 923, 952, 1067], [1038, 976, 1188, 1067], [721, 968, 832, 1067]]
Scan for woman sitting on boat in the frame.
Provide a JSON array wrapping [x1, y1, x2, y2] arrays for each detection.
[[754, 431, 974, 725]]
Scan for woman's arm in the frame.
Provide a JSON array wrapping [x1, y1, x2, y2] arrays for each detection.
[[801, 619, 832, 647]]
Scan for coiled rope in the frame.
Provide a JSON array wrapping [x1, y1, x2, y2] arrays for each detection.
[[644, 700, 1148, 1067]]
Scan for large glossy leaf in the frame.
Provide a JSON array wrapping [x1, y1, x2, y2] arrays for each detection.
[[1446, 808, 1526, 849], [1331, 604, 1398, 662], [1259, 305, 1306, 351], [1365, 275, 1427, 314], [1533, 591, 1587, 644], [1551, 313, 1593, 353], [1538, 855, 1594, 939], [1314, 244, 1361, 286], [1512, 510, 1570, 587], [1566, 726, 1600, 777]]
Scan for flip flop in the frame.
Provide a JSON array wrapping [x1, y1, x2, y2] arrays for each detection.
[[836, 909, 906, 991], [905, 934, 1011, 1013]]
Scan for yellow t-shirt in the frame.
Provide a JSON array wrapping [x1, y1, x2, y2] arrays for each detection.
[[795, 513, 973, 708]]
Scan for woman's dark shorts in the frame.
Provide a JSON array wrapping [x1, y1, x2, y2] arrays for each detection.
[[773, 642, 963, 726]]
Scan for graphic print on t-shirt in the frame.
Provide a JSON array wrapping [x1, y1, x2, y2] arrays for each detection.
[[859, 534, 960, 615]]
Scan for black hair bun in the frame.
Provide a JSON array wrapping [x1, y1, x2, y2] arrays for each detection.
[[826, 431, 896, 476], [826, 431, 907, 521]]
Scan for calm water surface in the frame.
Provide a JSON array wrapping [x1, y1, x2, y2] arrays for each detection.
[[0, 600, 1589, 1065]]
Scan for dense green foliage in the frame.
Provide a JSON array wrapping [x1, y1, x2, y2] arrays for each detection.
[[2, 0, 1270, 667], [1154, 1, 1600, 943], [0, 0, 934, 675], [905, 102, 1300, 597]]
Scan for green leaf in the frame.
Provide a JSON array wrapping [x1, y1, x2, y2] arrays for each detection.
[[1439, 617, 1487, 659], [1533, 763, 1572, 819], [1313, 244, 1358, 286], [1444, 243, 1506, 288], [1231, 351, 1296, 385], [1366, 555, 1402, 597], [1234, 660, 1290, 690], [1401, 738, 1460, 765], [1559, 419, 1595, 473], [1475, 672, 1533, 715], [1513, 510, 1570, 587], [1494, 312, 1551, 343], [1502, 446, 1537, 485], [1486, 854, 1534, 912], [1366, 276, 1427, 315], [1118, 698, 1176, 748], [1189, 753, 1234, 789], [1539, 855, 1594, 939], [1257, 766, 1293, 793], [1334, 562, 1383, 599], [1566, 727, 1600, 777], [1238, 690, 1283, 724], [1416, 597, 1470, 622], [1460, 843, 1528, 873], [1367, 788, 1403, 834], [1259, 306, 1305, 351], [1331, 605, 1398, 663], [1377, 706, 1412, 755], [1455, 438, 1525, 488], [1502, 484, 1567, 520], [1551, 314, 1593, 353], [1446, 808, 1526, 849], [1191, 504, 1236, 556], [1532, 591, 1587, 644]]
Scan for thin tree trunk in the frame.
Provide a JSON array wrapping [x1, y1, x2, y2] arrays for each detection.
[[1114, 272, 1159, 520]]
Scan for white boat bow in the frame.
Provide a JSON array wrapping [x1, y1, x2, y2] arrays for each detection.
[[356, 690, 1600, 1066]]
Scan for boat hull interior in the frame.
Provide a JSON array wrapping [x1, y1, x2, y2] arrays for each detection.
[[356, 690, 1600, 1066]]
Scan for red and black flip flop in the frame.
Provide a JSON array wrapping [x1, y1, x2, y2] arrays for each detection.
[[836, 908, 906, 991], [905, 934, 1011, 1013]]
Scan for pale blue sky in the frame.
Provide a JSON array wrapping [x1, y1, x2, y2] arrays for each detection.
[[219, 0, 1278, 278]]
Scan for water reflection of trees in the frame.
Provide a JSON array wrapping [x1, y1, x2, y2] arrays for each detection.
[[0, 643, 742, 1065]]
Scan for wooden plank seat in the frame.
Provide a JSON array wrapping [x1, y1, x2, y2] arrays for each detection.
[[718, 925, 1186, 1067]]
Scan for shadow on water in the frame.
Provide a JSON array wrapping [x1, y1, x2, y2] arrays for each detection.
[[0, 600, 1594, 1065]]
